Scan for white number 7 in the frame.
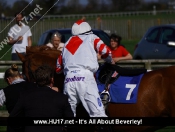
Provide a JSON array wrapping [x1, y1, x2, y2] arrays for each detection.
[[125, 84, 137, 100]]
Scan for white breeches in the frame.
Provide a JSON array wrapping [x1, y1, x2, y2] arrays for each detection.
[[64, 70, 107, 117]]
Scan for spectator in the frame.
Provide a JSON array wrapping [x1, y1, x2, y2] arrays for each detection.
[[81, 16, 86, 21], [1, 12, 5, 20], [56, 20, 115, 117], [0, 64, 34, 132], [10, 65, 73, 132], [96, 16, 102, 30], [8, 12, 32, 60], [46, 32, 64, 52], [109, 33, 132, 62]]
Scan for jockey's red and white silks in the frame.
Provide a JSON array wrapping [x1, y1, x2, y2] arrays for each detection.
[[56, 20, 112, 74], [56, 34, 112, 74], [55, 20, 112, 117]]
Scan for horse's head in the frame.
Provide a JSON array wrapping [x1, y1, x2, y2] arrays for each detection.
[[17, 46, 65, 92]]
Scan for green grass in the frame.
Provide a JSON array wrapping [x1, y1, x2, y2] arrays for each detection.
[[1, 12, 175, 61], [0, 40, 137, 61], [0, 45, 12, 60], [0, 127, 6, 132], [0, 43, 37, 61], [122, 39, 139, 56], [42, 13, 175, 21]]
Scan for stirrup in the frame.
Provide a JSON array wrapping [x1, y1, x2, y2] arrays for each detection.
[[100, 90, 110, 109]]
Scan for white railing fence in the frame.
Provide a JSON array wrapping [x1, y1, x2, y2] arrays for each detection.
[[1, 59, 175, 79]]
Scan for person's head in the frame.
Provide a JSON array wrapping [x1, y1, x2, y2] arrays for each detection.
[[50, 32, 62, 49], [71, 20, 92, 35], [35, 65, 54, 87], [81, 16, 86, 21], [110, 34, 122, 49], [4, 64, 21, 85], [96, 16, 101, 21], [14, 12, 24, 26]]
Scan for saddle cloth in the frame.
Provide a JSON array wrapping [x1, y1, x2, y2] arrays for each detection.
[[96, 71, 144, 104]]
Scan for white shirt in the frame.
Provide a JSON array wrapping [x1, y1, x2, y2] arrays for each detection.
[[56, 33, 112, 74], [0, 78, 25, 106], [46, 42, 64, 51], [8, 23, 32, 53], [0, 90, 5, 106]]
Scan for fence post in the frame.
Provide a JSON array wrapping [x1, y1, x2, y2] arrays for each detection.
[[127, 20, 131, 39], [96, 16, 102, 30], [157, 19, 161, 25], [145, 61, 152, 70]]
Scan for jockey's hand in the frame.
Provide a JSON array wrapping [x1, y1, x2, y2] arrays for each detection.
[[111, 59, 115, 64], [97, 53, 101, 60]]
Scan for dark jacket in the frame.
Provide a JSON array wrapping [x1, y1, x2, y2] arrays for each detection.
[[9, 85, 74, 132], [3, 82, 35, 114], [3, 81, 35, 132]]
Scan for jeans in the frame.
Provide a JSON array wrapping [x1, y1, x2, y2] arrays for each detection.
[[11, 52, 25, 61]]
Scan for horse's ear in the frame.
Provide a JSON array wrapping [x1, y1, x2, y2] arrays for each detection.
[[26, 46, 31, 54], [16, 50, 25, 62]]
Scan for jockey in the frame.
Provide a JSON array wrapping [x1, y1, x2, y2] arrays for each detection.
[[56, 20, 114, 117]]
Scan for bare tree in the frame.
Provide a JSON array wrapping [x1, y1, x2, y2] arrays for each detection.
[[64, 0, 83, 13], [67, 0, 81, 12], [11, 0, 31, 15], [85, 0, 99, 12], [110, 0, 141, 11], [0, 0, 9, 14], [30, 0, 59, 15]]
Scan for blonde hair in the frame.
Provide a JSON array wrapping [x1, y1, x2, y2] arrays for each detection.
[[4, 64, 20, 83]]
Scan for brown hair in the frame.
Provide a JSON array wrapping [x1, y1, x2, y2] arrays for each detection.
[[35, 65, 54, 86], [110, 33, 122, 46], [4, 64, 20, 83]]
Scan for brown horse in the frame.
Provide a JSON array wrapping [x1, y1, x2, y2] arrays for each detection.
[[17, 46, 65, 91], [17, 46, 175, 132]]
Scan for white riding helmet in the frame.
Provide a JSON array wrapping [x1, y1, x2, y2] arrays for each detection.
[[72, 20, 92, 35]]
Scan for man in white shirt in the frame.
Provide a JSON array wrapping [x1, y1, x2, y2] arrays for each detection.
[[8, 12, 32, 60]]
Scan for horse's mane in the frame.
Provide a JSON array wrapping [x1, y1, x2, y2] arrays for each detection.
[[26, 45, 61, 57], [21, 45, 62, 82]]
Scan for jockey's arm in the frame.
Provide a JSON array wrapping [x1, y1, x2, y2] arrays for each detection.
[[56, 55, 63, 74], [93, 36, 114, 64]]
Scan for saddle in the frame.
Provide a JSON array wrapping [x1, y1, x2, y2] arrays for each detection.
[[98, 63, 147, 84], [97, 63, 146, 109]]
